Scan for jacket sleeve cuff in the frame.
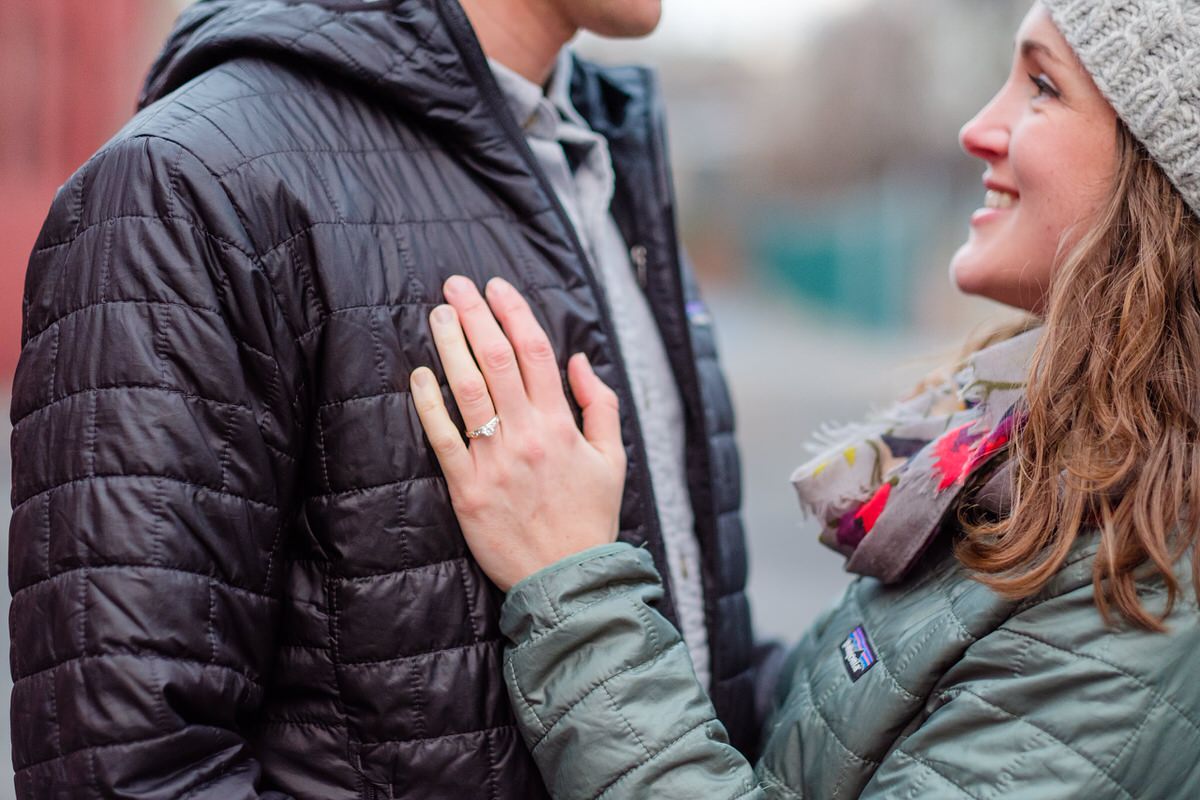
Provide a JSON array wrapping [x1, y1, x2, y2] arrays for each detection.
[[500, 543, 662, 646]]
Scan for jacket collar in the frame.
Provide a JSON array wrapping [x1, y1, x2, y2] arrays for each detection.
[[489, 48, 580, 138]]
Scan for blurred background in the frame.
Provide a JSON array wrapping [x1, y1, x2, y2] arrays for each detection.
[[0, 0, 1031, 792]]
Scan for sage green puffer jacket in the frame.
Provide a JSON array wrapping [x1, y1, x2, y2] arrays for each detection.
[[499, 535, 1200, 798]]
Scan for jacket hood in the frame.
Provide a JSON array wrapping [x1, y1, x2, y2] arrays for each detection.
[[141, 0, 572, 220], [143, 0, 470, 113], [141, 0, 656, 259]]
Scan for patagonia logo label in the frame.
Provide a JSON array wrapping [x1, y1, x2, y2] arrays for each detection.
[[840, 625, 877, 682]]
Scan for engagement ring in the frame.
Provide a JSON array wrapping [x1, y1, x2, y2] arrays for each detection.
[[466, 415, 501, 439]]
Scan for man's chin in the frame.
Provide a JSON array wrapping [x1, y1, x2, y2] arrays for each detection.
[[584, 2, 663, 39]]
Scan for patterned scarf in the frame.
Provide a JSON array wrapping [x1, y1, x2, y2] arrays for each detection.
[[791, 328, 1042, 583]]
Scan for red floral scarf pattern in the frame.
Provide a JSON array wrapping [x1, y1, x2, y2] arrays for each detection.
[[792, 329, 1039, 583]]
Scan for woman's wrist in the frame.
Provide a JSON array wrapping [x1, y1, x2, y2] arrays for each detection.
[[500, 542, 661, 646], [505, 542, 635, 599]]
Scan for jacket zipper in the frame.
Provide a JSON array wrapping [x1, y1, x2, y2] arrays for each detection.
[[638, 66, 727, 685], [630, 244, 649, 289], [432, 0, 679, 619]]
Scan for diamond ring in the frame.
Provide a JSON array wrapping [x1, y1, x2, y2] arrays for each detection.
[[466, 415, 501, 439]]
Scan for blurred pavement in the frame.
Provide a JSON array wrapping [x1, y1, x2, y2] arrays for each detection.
[[708, 287, 964, 640]]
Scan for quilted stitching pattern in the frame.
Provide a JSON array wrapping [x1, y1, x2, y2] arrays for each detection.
[[499, 538, 1200, 800], [8, 1, 758, 797]]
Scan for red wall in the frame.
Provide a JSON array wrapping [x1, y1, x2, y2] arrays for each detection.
[[0, 1, 174, 382]]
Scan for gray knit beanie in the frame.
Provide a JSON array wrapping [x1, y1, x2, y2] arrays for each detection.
[[1042, 0, 1200, 216]]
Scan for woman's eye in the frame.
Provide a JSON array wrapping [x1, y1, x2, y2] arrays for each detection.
[[1028, 72, 1060, 100]]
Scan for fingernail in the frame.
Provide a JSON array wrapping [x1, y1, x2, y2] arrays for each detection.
[[444, 275, 472, 298], [411, 367, 432, 389], [487, 276, 513, 296], [431, 305, 454, 325]]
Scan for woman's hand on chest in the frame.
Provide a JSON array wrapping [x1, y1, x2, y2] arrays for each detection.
[[410, 275, 627, 592]]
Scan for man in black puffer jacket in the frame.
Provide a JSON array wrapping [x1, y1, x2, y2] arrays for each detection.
[[9, 1, 761, 796]]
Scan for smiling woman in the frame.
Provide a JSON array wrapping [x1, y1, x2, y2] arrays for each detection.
[[957, 8, 1200, 630], [413, 1, 1200, 797], [950, 10, 1119, 312]]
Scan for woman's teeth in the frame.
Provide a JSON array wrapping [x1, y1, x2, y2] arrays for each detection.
[[985, 189, 1017, 209]]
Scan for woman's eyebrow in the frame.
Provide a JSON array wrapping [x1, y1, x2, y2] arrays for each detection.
[[1019, 38, 1065, 65]]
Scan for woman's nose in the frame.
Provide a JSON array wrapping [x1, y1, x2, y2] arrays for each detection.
[[959, 96, 1010, 162]]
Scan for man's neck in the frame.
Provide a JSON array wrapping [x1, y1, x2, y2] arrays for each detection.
[[459, 0, 575, 85]]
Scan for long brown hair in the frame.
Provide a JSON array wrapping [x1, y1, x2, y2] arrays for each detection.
[[958, 123, 1200, 630]]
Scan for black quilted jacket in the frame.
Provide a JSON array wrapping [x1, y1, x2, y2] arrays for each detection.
[[8, 1, 758, 796]]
